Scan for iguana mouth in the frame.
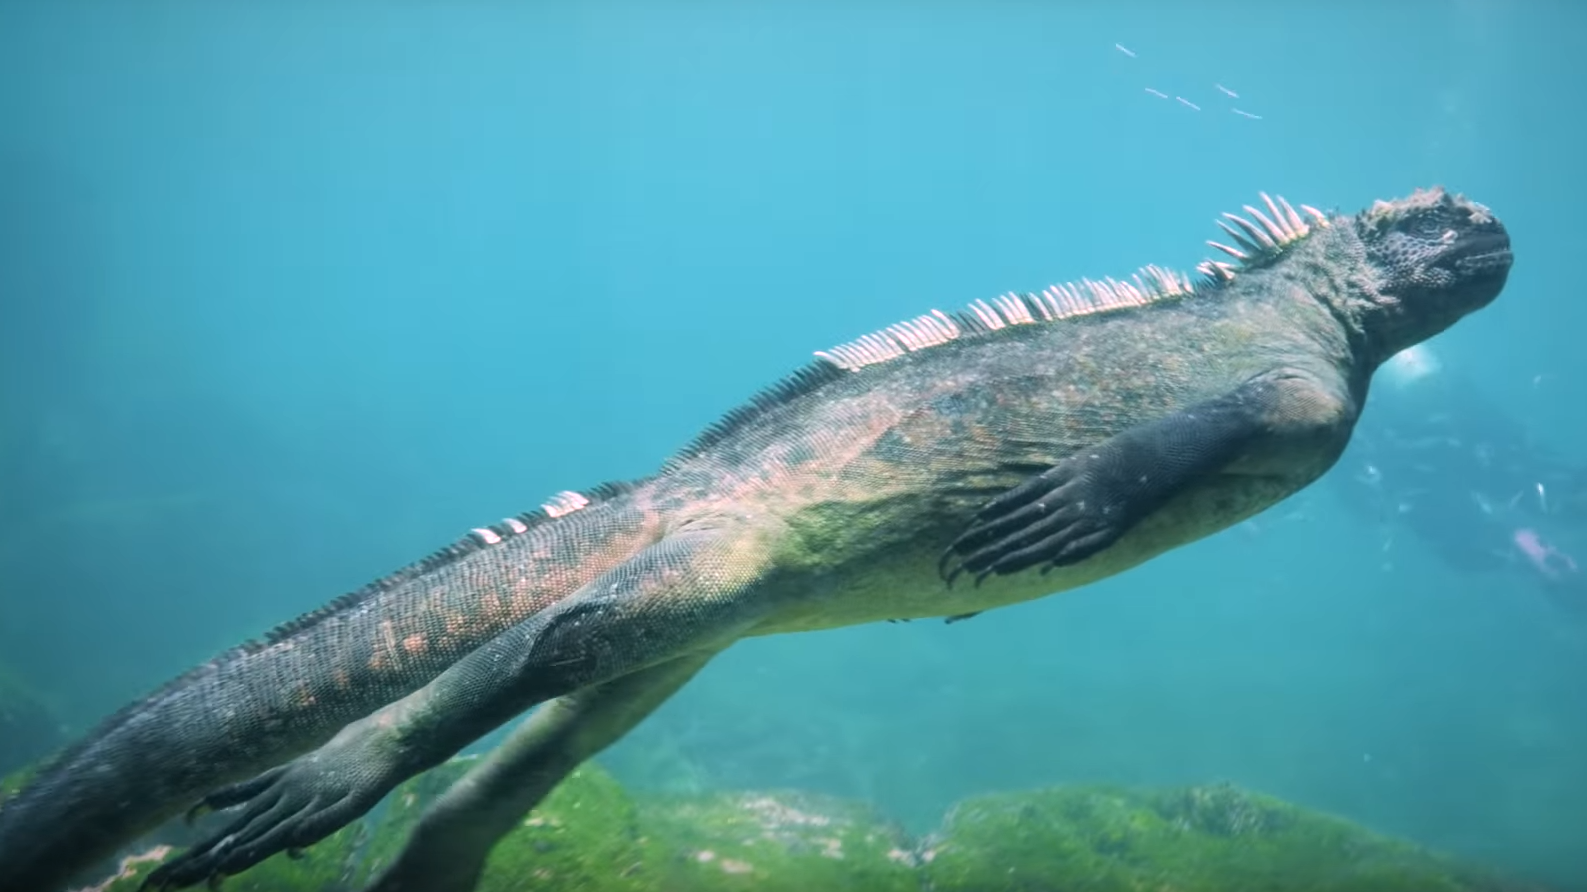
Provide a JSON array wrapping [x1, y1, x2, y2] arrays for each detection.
[[1454, 230, 1511, 258], [1446, 231, 1513, 278]]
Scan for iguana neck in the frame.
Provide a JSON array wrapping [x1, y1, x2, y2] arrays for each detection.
[[1268, 223, 1390, 373]]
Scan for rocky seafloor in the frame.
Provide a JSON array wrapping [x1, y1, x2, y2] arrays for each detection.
[[14, 756, 1556, 892]]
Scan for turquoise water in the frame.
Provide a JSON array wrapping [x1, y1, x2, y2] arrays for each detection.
[[1, 1, 1583, 887]]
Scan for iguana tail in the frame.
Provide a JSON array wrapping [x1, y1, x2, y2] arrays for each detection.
[[0, 483, 658, 892]]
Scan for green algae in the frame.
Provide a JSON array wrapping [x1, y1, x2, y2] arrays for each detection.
[[633, 788, 918, 892], [476, 762, 649, 892], [361, 760, 919, 891], [90, 819, 366, 892], [355, 757, 653, 892], [52, 763, 1558, 892], [351, 754, 483, 886], [920, 781, 1550, 892], [219, 819, 367, 892]]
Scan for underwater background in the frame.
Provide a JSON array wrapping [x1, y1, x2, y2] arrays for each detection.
[[1, 1, 1583, 889]]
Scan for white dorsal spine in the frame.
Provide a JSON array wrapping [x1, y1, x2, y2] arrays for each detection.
[[816, 192, 1327, 372]]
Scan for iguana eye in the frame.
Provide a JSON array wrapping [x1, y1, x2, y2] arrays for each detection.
[[1404, 212, 1449, 239]]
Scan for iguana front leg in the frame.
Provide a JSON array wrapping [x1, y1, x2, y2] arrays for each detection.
[[363, 650, 719, 892], [941, 369, 1354, 583], [143, 527, 768, 890]]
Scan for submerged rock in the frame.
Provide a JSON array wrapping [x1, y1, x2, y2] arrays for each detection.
[[632, 789, 918, 891], [920, 781, 1551, 892], [74, 765, 1556, 892], [77, 818, 365, 892], [360, 757, 649, 892]]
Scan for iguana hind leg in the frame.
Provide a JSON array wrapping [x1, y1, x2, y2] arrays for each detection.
[[144, 527, 769, 890], [942, 370, 1354, 583], [363, 650, 719, 892]]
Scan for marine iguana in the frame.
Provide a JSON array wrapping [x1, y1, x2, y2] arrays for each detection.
[[0, 186, 1512, 892]]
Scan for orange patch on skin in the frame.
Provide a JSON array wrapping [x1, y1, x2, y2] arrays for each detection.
[[402, 633, 427, 655], [508, 584, 539, 615], [479, 592, 504, 623]]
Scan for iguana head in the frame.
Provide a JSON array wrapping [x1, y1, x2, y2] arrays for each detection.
[[1349, 186, 1512, 361]]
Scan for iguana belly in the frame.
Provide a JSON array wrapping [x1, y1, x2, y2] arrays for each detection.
[[750, 468, 1306, 635]]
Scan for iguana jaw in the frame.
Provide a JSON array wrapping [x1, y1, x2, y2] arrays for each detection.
[[1441, 230, 1512, 287]]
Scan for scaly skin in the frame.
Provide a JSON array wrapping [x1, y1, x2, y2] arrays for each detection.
[[0, 490, 663, 892], [0, 187, 1512, 892]]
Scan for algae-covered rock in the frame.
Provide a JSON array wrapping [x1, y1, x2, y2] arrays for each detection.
[[79, 757, 644, 892], [631, 789, 918, 891], [358, 756, 651, 892], [477, 762, 648, 892], [364, 765, 919, 891], [351, 754, 482, 885], [86, 819, 366, 892], [212, 818, 367, 892], [25, 760, 1561, 892], [921, 780, 1552, 892]]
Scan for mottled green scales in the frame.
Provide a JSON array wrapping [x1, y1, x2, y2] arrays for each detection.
[[0, 187, 1513, 892]]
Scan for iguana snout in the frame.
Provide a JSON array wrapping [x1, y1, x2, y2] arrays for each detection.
[[1355, 186, 1512, 358], [1366, 188, 1512, 289]]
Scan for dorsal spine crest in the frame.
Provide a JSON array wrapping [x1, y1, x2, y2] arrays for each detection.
[[817, 192, 1326, 375], [252, 478, 641, 649], [817, 263, 1196, 373], [1201, 193, 1329, 282]]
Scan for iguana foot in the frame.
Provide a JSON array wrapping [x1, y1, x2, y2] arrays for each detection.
[[941, 448, 1134, 585], [142, 720, 406, 890]]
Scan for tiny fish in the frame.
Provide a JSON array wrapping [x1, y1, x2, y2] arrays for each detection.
[[1175, 96, 1201, 111], [1537, 482, 1549, 513], [1144, 87, 1168, 99], [1115, 43, 1137, 57], [1216, 83, 1239, 98], [1231, 108, 1262, 120], [1471, 490, 1495, 515]]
